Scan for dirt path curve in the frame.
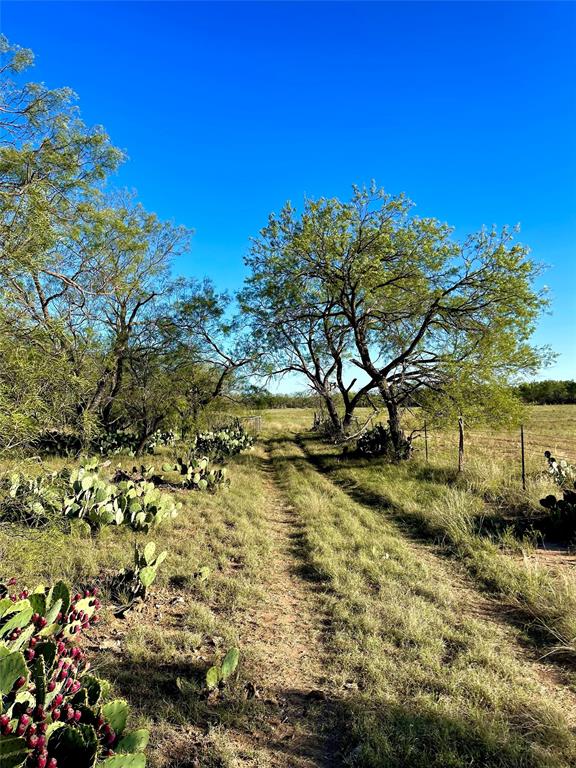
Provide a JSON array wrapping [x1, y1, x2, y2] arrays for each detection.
[[225, 448, 337, 768]]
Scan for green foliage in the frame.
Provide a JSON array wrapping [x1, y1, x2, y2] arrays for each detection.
[[0, 577, 147, 767], [243, 184, 549, 455], [161, 457, 228, 492], [517, 380, 576, 405], [191, 420, 254, 463]]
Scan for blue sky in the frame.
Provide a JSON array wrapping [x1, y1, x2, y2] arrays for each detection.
[[1, 1, 575, 385]]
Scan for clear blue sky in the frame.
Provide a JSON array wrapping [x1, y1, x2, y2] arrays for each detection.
[[1, 1, 575, 383]]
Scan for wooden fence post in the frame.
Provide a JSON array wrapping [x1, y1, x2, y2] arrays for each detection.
[[424, 420, 429, 462], [521, 424, 526, 490], [458, 417, 464, 472]]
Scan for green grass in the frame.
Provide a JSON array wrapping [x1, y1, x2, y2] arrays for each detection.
[[296, 433, 576, 659], [269, 434, 576, 767], [1, 406, 575, 767]]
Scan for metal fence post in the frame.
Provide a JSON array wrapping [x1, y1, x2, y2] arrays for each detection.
[[424, 420, 429, 462], [521, 424, 526, 490], [458, 417, 464, 472]]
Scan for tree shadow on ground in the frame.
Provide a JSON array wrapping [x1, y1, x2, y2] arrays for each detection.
[[290, 435, 576, 670]]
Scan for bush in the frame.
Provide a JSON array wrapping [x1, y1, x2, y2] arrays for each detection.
[[356, 425, 411, 460], [0, 578, 148, 768]]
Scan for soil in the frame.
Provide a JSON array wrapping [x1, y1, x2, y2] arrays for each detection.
[[222, 450, 337, 767]]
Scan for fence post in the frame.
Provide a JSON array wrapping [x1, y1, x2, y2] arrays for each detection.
[[458, 417, 464, 472], [520, 424, 526, 490], [424, 420, 429, 462]]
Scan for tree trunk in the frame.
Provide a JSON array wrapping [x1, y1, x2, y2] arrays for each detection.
[[384, 398, 412, 460], [324, 394, 343, 436]]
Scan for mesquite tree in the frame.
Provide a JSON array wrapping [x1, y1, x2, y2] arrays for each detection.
[[243, 185, 548, 456]]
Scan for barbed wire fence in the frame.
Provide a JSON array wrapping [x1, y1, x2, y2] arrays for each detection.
[[413, 420, 576, 487]]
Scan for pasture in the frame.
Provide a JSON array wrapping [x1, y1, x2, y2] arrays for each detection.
[[2, 405, 575, 767]]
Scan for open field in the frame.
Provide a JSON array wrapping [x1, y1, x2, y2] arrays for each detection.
[[1, 405, 576, 767]]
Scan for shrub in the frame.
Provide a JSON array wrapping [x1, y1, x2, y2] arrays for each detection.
[[0, 578, 148, 768], [356, 425, 412, 460]]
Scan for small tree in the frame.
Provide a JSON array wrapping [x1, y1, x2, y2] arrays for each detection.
[[170, 279, 257, 424]]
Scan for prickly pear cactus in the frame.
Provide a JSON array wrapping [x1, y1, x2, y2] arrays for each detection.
[[108, 543, 167, 614], [61, 463, 178, 533], [161, 458, 229, 493], [0, 578, 148, 768], [190, 420, 254, 463]]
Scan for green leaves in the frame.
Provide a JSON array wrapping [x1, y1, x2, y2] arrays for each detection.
[[116, 729, 150, 754], [220, 647, 240, 680], [102, 699, 129, 733]]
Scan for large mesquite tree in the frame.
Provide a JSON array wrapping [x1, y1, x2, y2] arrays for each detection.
[[243, 185, 548, 455]]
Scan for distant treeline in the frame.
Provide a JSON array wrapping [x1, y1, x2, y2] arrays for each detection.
[[241, 381, 576, 409], [240, 391, 319, 409], [515, 380, 576, 405], [240, 390, 378, 410]]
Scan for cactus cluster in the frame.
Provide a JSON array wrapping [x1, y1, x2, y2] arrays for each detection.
[[145, 431, 176, 454], [0, 579, 147, 768], [109, 543, 167, 614], [191, 421, 254, 463], [61, 464, 179, 532], [0, 473, 63, 527], [90, 431, 142, 458], [161, 458, 228, 492], [355, 424, 412, 460], [544, 451, 576, 487], [537, 451, 576, 541]]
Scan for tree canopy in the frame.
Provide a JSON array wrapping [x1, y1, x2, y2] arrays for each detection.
[[242, 185, 549, 453]]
